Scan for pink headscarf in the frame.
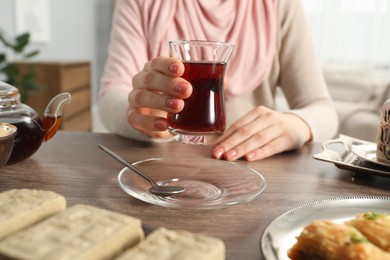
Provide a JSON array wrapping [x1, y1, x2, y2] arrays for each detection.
[[101, 0, 278, 99]]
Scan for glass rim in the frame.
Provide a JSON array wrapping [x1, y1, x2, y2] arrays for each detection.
[[169, 40, 235, 48]]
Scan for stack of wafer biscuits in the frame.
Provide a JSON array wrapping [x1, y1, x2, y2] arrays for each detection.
[[0, 189, 225, 260]]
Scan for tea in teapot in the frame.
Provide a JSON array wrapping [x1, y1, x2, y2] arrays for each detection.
[[0, 81, 71, 164]]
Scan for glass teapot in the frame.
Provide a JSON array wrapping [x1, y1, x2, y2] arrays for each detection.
[[0, 81, 71, 164]]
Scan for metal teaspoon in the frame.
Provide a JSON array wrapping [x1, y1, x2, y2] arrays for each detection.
[[98, 144, 185, 197]]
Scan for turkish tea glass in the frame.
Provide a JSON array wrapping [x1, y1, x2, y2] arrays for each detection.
[[168, 40, 235, 145]]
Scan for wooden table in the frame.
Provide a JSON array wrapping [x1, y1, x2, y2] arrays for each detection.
[[1, 131, 389, 259]]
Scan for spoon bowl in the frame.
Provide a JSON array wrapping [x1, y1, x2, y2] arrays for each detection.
[[148, 185, 186, 197], [98, 144, 185, 197]]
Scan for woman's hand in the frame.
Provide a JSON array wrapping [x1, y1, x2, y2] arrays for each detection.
[[127, 57, 192, 138], [212, 106, 312, 161]]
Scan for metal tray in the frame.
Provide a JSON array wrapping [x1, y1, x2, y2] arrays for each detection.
[[313, 135, 390, 177]]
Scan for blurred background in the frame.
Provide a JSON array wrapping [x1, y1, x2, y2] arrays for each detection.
[[0, 0, 389, 141], [0, 0, 112, 133], [302, 0, 390, 66]]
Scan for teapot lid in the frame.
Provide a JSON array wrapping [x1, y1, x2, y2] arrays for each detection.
[[0, 81, 21, 109]]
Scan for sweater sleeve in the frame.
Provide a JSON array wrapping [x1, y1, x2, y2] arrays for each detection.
[[277, 0, 339, 141], [98, 0, 179, 142], [98, 0, 153, 142]]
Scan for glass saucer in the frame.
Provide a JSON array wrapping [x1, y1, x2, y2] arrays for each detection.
[[117, 157, 266, 209]]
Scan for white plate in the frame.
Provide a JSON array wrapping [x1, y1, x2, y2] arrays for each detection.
[[352, 144, 390, 168], [261, 196, 390, 260], [118, 157, 266, 209]]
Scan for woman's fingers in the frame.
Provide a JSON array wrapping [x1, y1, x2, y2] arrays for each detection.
[[131, 57, 192, 111], [244, 136, 291, 161], [127, 56, 193, 138], [212, 106, 308, 161], [129, 89, 185, 113], [127, 107, 171, 137], [151, 56, 185, 77], [222, 124, 286, 161], [133, 65, 192, 99]]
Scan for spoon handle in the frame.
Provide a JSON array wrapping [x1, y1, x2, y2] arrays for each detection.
[[98, 144, 155, 186]]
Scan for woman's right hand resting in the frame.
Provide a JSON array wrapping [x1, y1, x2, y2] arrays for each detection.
[[127, 57, 192, 139]]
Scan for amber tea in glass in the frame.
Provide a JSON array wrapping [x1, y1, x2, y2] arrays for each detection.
[[168, 40, 234, 145]]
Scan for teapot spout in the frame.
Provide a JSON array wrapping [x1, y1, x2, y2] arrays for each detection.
[[43, 92, 71, 142]]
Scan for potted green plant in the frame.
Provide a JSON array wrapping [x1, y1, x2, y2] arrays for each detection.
[[0, 28, 40, 103]]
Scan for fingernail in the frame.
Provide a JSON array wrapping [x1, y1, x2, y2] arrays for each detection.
[[175, 83, 190, 96], [154, 119, 168, 130], [169, 63, 180, 74], [167, 98, 181, 109], [245, 152, 256, 161], [213, 147, 225, 159], [224, 149, 237, 160]]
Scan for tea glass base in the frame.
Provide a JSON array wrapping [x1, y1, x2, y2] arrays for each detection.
[[173, 134, 222, 145], [168, 128, 222, 145]]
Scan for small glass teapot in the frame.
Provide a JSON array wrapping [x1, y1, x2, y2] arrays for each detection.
[[0, 81, 71, 164]]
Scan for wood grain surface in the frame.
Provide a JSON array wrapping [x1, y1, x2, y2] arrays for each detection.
[[1, 131, 389, 259]]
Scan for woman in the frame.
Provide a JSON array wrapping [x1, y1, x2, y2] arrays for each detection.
[[99, 0, 338, 161]]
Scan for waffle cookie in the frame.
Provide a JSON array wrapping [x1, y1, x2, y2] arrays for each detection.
[[116, 227, 225, 260], [0, 204, 144, 260], [0, 189, 66, 240]]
